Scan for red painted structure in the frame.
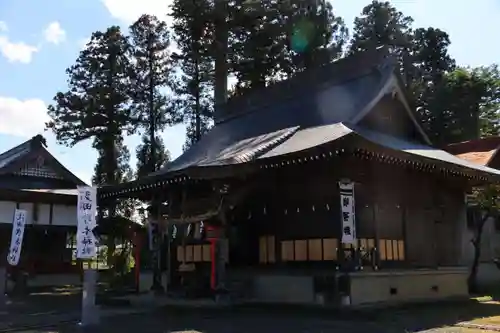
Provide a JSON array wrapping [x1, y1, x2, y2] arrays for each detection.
[[205, 224, 220, 290]]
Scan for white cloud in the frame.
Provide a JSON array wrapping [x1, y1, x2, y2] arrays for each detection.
[[0, 21, 7, 33], [0, 97, 49, 137], [43, 21, 66, 45], [101, 0, 173, 24], [0, 36, 38, 63]]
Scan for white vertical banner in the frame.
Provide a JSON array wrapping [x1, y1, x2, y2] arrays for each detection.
[[76, 186, 97, 259], [339, 181, 356, 245], [7, 209, 27, 266]]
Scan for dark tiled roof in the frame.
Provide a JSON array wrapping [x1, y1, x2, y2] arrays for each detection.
[[0, 139, 32, 169], [350, 126, 500, 178], [154, 47, 395, 175], [101, 47, 500, 197], [0, 135, 86, 186]]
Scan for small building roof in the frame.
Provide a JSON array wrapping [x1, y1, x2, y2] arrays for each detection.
[[0, 134, 86, 187], [444, 137, 500, 167]]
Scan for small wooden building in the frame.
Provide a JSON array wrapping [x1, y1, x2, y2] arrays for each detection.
[[100, 48, 500, 306], [0, 135, 85, 283]]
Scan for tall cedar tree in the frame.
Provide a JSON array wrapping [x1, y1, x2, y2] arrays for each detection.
[[129, 14, 176, 173], [93, 137, 136, 217], [46, 26, 133, 194], [229, 0, 287, 93], [229, 0, 348, 95], [136, 135, 171, 178], [171, 0, 214, 148], [93, 136, 135, 265], [349, 1, 414, 82], [411, 27, 456, 141], [285, 0, 349, 73]]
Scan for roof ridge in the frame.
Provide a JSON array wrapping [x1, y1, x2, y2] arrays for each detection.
[[0, 140, 32, 169], [232, 126, 300, 163], [446, 136, 500, 147], [215, 47, 392, 126]]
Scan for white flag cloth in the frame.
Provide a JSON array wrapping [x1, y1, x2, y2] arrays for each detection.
[[7, 209, 27, 266], [339, 181, 357, 245], [76, 186, 97, 259]]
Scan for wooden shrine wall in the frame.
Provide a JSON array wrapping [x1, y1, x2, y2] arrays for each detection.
[[171, 154, 466, 270], [240, 157, 465, 269]]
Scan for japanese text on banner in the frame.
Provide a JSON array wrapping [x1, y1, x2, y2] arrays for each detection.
[[7, 209, 27, 266], [76, 186, 97, 259], [339, 181, 356, 245]]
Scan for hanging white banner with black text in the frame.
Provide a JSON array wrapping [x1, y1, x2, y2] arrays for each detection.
[[7, 209, 27, 266], [339, 181, 356, 245], [76, 186, 97, 259]]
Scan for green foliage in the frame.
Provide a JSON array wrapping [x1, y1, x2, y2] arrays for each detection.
[[349, 0, 414, 79], [420, 67, 500, 145], [46, 27, 134, 147], [129, 14, 176, 175], [46, 26, 134, 192], [135, 135, 171, 178], [171, 0, 214, 148], [472, 185, 500, 217], [228, 0, 348, 94], [347, 0, 499, 145], [474, 65, 500, 138]]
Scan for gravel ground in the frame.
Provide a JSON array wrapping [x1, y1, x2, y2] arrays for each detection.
[[7, 307, 477, 333]]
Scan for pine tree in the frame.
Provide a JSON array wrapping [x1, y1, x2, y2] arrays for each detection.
[[129, 14, 177, 173], [171, 0, 214, 147]]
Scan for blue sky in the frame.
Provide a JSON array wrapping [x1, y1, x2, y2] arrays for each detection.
[[0, 0, 498, 185]]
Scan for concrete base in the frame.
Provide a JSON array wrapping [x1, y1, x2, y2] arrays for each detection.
[[251, 267, 469, 307], [349, 267, 468, 306]]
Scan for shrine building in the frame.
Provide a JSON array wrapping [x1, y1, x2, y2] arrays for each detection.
[[99, 47, 500, 306], [0, 135, 85, 285]]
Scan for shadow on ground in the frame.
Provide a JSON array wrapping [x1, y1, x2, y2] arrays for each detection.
[[7, 288, 500, 332], [36, 297, 500, 333]]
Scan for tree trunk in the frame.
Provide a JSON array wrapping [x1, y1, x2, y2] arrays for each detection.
[[194, 44, 201, 142], [214, 0, 228, 118], [468, 216, 487, 294]]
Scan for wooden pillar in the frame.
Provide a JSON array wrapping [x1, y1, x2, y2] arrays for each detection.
[[215, 209, 229, 302], [370, 164, 381, 269], [150, 205, 163, 292]]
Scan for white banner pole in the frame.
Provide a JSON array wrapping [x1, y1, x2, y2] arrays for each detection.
[[76, 186, 99, 328]]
